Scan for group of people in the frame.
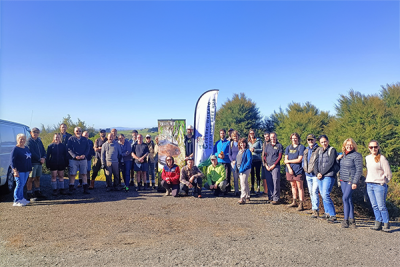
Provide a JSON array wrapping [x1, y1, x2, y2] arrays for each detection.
[[11, 125, 393, 232]]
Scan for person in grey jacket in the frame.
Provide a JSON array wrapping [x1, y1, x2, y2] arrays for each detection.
[[101, 133, 122, 192], [336, 138, 363, 228], [314, 135, 338, 223], [303, 134, 320, 218], [228, 131, 240, 196], [248, 129, 262, 194]]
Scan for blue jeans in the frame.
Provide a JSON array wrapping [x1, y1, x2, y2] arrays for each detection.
[[14, 172, 29, 203], [317, 176, 336, 216], [367, 183, 389, 223], [306, 175, 319, 211], [121, 161, 132, 187], [146, 162, 155, 185], [341, 181, 354, 220]]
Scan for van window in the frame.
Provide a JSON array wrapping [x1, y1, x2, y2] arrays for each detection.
[[0, 126, 16, 145]]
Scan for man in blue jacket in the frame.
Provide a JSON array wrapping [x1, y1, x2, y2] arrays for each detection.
[[26, 127, 46, 200], [213, 129, 231, 193]]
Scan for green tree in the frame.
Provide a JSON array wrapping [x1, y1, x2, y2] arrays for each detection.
[[326, 90, 398, 161], [214, 93, 262, 141], [272, 102, 331, 148]]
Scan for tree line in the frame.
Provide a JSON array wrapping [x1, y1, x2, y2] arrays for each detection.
[[214, 83, 400, 183]]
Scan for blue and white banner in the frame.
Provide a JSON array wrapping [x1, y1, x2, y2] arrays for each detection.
[[194, 89, 219, 166]]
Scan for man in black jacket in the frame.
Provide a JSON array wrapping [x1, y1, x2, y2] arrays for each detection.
[[26, 127, 47, 200], [59, 123, 72, 146]]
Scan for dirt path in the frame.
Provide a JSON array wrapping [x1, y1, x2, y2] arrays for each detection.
[[1, 175, 399, 266]]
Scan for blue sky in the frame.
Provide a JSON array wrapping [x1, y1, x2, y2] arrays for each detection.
[[1, 0, 399, 130]]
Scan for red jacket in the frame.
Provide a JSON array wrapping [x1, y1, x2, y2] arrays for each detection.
[[162, 164, 180, 185]]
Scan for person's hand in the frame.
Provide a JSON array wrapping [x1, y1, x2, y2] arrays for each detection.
[[166, 179, 171, 184], [210, 184, 215, 190], [317, 173, 322, 179], [13, 170, 19, 177], [352, 184, 357, 190], [188, 183, 193, 189], [250, 147, 255, 152], [337, 154, 344, 160], [288, 168, 294, 175], [271, 164, 276, 170], [189, 176, 195, 183], [40, 158, 45, 164], [185, 157, 189, 161], [284, 159, 289, 164], [218, 154, 224, 159], [139, 158, 144, 163], [81, 155, 85, 160]]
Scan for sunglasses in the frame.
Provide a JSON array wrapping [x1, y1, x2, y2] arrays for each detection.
[[307, 139, 314, 141], [369, 146, 378, 149], [33, 131, 39, 134]]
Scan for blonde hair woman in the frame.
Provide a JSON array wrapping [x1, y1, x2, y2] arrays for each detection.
[[12, 134, 32, 206]]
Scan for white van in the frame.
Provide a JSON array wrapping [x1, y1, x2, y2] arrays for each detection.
[[0, 119, 31, 194]]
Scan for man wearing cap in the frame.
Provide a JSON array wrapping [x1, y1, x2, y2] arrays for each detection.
[[67, 127, 90, 194], [213, 128, 232, 192], [206, 155, 227, 197], [90, 129, 108, 189], [184, 125, 195, 161], [303, 134, 321, 218], [101, 133, 122, 192], [180, 157, 204, 198], [26, 127, 47, 200], [145, 134, 156, 189], [59, 123, 72, 146]]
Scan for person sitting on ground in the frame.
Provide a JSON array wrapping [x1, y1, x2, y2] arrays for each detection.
[[205, 155, 227, 197], [161, 156, 180, 197], [180, 157, 204, 198]]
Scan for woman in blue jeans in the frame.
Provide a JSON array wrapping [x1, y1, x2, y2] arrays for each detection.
[[365, 140, 392, 232], [12, 134, 32, 207], [336, 138, 363, 228], [313, 135, 338, 223]]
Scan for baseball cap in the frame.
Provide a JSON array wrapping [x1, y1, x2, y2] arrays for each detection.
[[31, 127, 40, 133], [210, 155, 217, 160], [307, 134, 316, 140]]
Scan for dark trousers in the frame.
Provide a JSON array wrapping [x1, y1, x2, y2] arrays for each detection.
[[105, 162, 121, 188], [251, 160, 262, 189], [91, 158, 102, 181], [161, 180, 180, 197], [266, 167, 281, 201], [222, 162, 232, 191], [180, 178, 203, 196]]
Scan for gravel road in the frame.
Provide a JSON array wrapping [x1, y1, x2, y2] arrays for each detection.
[[1, 175, 399, 267]]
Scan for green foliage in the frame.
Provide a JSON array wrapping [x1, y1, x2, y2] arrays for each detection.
[[326, 90, 399, 165], [214, 93, 262, 141], [272, 102, 331, 148]]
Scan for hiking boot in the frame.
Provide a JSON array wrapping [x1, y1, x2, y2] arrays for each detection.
[[311, 210, 319, 218], [382, 223, 391, 232], [59, 189, 67, 195], [288, 200, 298, 207], [321, 214, 330, 220], [27, 192, 35, 201], [297, 201, 304, 211], [35, 190, 47, 200], [165, 189, 171, 196], [370, 221, 382, 231], [341, 219, 349, 228], [52, 189, 58, 196], [327, 216, 337, 223], [271, 200, 280, 205], [349, 218, 357, 229], [83, 184, 90, 194], [68, 185, 74, 195], [89, 180, 95, 190]]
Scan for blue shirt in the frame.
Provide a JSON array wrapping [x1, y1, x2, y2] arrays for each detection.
[[285, 144, 305, 175], [213, 139, 231, 163]]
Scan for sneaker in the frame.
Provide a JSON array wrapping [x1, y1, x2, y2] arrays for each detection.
[[341, 220, 349, 228], [311, 210, 319, 218], [20, 198, 30, 205], [271, 200, 280, 205], [124, 186, 129, 192], [327, 216, 337, 223], [13, 201, 24, 207], [165, 189, 171, 196], [288, 200, 298, 207], [349, 219, 357, 229]]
